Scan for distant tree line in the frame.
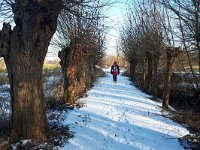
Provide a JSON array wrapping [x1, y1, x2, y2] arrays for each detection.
[[101, 55, 127, 68]]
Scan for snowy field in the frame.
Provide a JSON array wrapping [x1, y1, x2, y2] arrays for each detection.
[[58, 71, 189, 150]]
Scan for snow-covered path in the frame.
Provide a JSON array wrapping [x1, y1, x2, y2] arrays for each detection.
[[61, 72, 189, 150]]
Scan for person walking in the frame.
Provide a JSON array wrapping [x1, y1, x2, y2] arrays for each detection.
[[111, 61, 120, 83]]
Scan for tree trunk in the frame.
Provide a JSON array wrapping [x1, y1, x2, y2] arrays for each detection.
[[143, 57, 147, 85], [162, 48, 179, 110], [58, 46, 75, 105], [162, 57, 173, 110], [10, 56, 47, 142], [194, 1, 200, 74], [58, 40, 97, 106], [0, 1, 62, 142], [152, 57, 159, 100], [129, 59, 138, 81], [145, 54, 153, 92]]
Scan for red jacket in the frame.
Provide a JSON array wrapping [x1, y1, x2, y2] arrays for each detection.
[[111, 65, 120, 75]]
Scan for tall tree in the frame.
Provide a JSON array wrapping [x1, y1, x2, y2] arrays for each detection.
[[0, 0, 62, 142], [162, 47, 180, 109], [159, 0, 200, 91], [55, 0, 105, 105], [120, 0, 164, 94]]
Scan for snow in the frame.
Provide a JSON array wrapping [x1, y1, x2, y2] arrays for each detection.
[[60, 72, 189, 150], [0, 84, 11, 114], [12, 139, 31, 150], [0, 70, 190, 149]]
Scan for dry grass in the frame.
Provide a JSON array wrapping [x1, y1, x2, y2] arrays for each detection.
[[173, 113, 200, 133], [0, 139, 10, 150], [43, 63, 61, 73], [0, 59, 6, 73], [173, 113, 200, 149]]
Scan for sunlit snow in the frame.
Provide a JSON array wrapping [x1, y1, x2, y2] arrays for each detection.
[[60, 71, 189, 150]]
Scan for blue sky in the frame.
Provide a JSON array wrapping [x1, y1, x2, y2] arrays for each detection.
[[103, 0, 127, 56]]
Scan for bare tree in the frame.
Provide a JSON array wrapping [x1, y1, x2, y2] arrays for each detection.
[[56, 0, 106, 105], [120, 0, 164, 97], [0, 0, 62, 142], [159, 0, 200, 92]]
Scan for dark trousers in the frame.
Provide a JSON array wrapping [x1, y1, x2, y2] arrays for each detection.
[[113, 75, 117, 82]]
